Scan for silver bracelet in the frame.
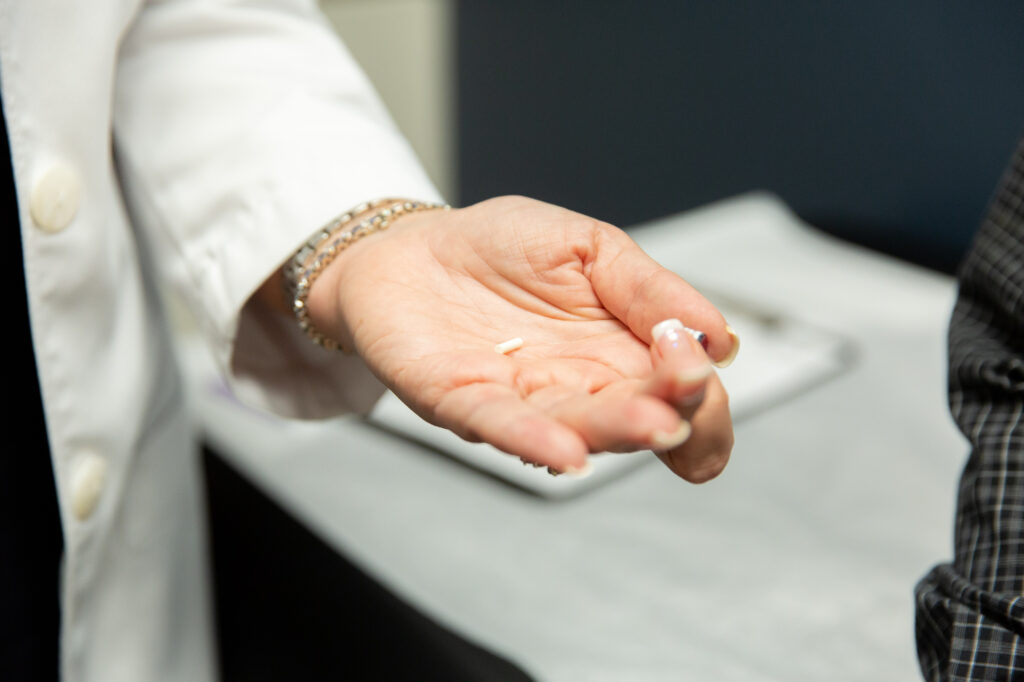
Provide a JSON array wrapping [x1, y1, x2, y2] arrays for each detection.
[[285, 198, 449, 352]]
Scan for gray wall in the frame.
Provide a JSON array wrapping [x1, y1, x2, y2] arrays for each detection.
[[456, 2, 1024, 272]]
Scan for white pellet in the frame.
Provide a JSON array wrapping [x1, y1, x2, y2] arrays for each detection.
[[494, 337, 524, 354]]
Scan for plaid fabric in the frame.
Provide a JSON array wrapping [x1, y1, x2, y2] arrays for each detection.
[[915, 137, 1024, 681]]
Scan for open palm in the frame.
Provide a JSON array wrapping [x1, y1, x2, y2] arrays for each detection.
[[310, 197, 736, 481]]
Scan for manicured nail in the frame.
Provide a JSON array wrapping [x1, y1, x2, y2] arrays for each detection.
[[680, 386, 706, 407], [675, 363, 711, 407], [546, 462, 590, 477], [652, 318, 685, 345], [714, 325, 740, 368], [653, 318, 709, 354], [652, 319, 687, 361], [650, 421, 692, 450], [677, 362, 713, 385], [563, 461, 592, 477]]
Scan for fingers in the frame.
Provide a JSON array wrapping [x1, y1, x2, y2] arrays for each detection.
[[653, 372, 733, 483], [643, 321, 733, 482], [464, 373, 731, 484], [645, 318, 715, 412], [431, 382, 590, 470], [429, 364, 732, 483], [526, 383, 688, 455], [431, 375, 691, 466], [584, 224, 736, 483], [589, 224, 739, 367]]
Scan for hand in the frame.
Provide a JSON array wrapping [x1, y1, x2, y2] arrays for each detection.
[[308, 196, 737, 482]]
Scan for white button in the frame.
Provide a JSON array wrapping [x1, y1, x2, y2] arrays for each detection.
[[29, 162, 82, 233], [70, 453, 108, 521]]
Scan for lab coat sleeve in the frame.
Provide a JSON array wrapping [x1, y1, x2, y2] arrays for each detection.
[[112, 0, 442, 418]]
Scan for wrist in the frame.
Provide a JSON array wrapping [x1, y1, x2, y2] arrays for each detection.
[[288, 199, 448, 353]]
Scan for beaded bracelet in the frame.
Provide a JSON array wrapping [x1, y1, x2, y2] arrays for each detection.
[[285, 198, 450, 352]]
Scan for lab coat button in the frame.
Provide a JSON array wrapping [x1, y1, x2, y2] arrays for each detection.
[[70, 453, 108, 521], [30, 162, 81, 233]]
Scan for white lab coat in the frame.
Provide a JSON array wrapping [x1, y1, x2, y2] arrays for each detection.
[[1, 0, 440, 679]]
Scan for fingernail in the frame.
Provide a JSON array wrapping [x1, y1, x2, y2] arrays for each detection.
[[676, 363, 712, 407], [652, 319, 688, 361], [714, 325, 740, 368], [677, 362, 713, 386], [650, 421, 692, 450], [680, 386, 706, 406], [653, 318, 710, 355], [545, 463, 591, 477], [652, 318, 685, 345], [563, 461, 593, 477]]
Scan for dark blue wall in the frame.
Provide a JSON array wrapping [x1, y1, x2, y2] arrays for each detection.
[[456, 2, 1024, 272]]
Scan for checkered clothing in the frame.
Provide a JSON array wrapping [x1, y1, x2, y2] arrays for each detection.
[[915, 136, 1024, 681]]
